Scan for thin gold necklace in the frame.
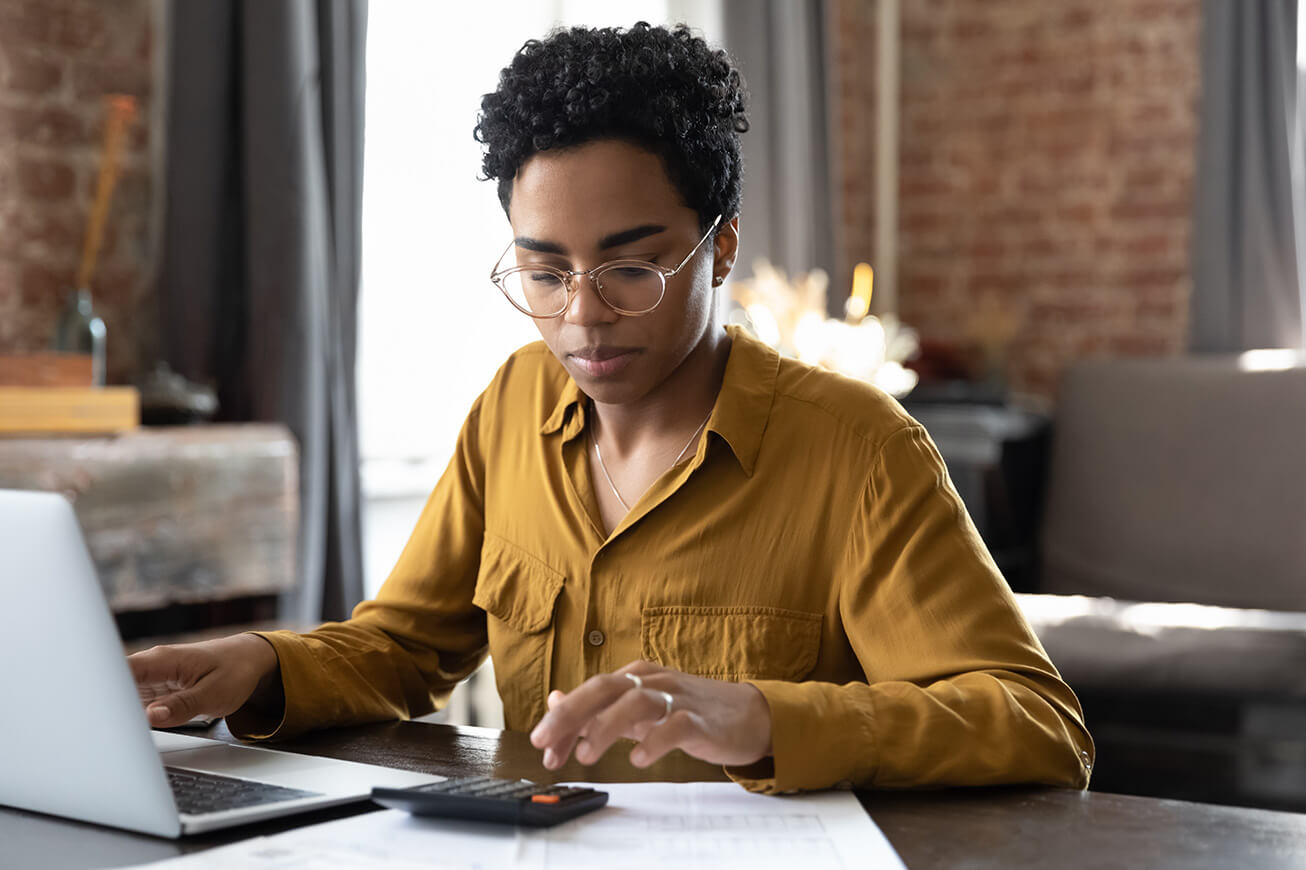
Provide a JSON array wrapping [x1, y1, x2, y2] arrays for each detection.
[[591, 407, 712, 512]]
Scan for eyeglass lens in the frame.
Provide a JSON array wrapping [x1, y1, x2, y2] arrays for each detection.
[[499, 265, 664, 316]]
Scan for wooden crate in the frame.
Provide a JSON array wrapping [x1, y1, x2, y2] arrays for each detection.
[[0, 386, 140, 435], [0, 424, 298, 612], [0, 353, 94, 387]]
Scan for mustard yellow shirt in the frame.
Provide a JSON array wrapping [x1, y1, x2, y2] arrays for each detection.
[[231, 326, 1093, 793]]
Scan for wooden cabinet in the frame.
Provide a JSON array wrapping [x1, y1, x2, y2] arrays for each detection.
[[0, 425, 298, 619]]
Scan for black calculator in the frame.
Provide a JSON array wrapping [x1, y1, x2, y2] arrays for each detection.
[[371, 776, 609, 827]]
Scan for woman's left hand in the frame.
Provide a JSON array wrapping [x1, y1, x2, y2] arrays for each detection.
[[529, 660, 773, 769]]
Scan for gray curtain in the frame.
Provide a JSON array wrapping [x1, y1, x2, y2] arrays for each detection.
[[159, 0, 366, 623], [722, 0, 838, 311], [1191, 0, 1304, 351]]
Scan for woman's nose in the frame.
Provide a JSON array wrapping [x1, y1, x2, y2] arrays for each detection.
[[562, 273, 618, 325]]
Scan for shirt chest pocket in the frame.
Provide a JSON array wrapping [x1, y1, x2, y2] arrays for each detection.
[[472, 535, 564, 730], [640, 606, 822, 682]]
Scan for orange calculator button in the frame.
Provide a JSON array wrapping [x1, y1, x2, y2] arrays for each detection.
[[530, 794, 561, 804]]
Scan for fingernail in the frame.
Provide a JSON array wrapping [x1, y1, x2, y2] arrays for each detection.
[[148, 705, 169, 722], [630, 748, 647, 766], [543, 748, 557, 769], [530, 727, 547, 747]]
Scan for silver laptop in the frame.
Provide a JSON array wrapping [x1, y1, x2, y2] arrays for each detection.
[[0, 489, 442, 837]]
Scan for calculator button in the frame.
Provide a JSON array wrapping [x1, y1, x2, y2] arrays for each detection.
[[531, 794, 561, 804]]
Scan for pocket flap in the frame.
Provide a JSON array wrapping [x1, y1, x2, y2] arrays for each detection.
[[473, 535, 564, 634], [641, 606, 822, 681]]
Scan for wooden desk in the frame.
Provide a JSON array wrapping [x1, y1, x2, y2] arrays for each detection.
[[5, 720, 1306, 869]]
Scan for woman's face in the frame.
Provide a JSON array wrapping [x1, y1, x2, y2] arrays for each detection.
[[506, 139, 735, 407]]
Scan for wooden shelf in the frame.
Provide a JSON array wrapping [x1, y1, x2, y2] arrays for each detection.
[[0, 386, 139, 435]]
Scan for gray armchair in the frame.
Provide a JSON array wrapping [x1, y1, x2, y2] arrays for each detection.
[[1015, 354, 1306, 808]]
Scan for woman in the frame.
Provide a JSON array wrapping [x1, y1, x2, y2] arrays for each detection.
[[131, 23, 1093, 794]]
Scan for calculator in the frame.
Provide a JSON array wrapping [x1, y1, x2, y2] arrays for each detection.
[[371, 776, 609, 827]]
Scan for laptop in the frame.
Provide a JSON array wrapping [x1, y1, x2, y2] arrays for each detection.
[[0, 489, 442, 837]]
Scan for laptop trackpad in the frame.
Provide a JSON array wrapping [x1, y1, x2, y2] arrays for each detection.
[[156, 734, 439, 794]]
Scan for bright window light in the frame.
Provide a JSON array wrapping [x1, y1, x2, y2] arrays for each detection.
[[1237, 348, 1306, 371], [360, 2, 723, 484], [359, 1, 722, 595]]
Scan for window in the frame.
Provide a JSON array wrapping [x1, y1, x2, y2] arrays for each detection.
[[1297, 0, 1306, 347], [359, 3, 723, 598]]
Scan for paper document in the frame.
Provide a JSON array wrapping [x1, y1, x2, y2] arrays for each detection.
[[120, 781, 905, 869]]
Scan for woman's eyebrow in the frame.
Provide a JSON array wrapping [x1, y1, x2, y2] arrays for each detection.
[[512, 224, 668, 256], [597, 224, 666, 250], [512, 236, 566, 254]]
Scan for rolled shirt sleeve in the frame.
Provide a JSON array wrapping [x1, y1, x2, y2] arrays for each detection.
[[727, 425, 1094, 793], [227, 401, 491, 741]]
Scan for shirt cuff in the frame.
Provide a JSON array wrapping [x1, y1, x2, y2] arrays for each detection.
[[223, 630, 306, 741], [724, 679, 876, 793]]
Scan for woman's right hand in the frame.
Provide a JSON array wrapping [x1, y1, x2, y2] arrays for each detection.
[[127, 633, 283, 729]]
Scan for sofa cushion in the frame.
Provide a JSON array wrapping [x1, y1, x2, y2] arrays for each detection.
[[1018, 593, 1306, 700], [1040, 356, 1306, 611]]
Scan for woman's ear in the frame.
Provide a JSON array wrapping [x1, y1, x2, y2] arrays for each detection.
[[711, 216, 740, 285]]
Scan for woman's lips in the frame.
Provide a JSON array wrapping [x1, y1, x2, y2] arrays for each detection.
[[569, 347, 640, 378]]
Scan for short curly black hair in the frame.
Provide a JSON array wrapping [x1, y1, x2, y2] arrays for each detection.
[[474, 22, 749, 231]]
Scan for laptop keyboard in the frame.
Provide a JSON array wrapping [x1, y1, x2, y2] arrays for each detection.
[[166, 767, 323, 815]]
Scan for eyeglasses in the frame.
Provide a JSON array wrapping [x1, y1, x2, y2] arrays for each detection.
[[489, 215, 723, 319]]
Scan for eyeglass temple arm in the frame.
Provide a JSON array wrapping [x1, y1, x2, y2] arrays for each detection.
[[666, 214, 724, 277], [489, 239, 518, 280]]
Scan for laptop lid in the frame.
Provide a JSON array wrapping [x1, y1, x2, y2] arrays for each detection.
[[0, 489, 182, 837], [0, 489, 442, 838]]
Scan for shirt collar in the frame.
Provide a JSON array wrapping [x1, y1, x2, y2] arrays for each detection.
[[538, 324, 779, 477], [539, 374, 587, 439], [708, 324, 779, 477]]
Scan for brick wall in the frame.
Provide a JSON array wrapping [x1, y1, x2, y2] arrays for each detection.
[[831, 0, 1200, 399], [0, 0, 158, 384]]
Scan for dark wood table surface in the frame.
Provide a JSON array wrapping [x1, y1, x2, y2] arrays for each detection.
[[5, 719, 1306, 869]]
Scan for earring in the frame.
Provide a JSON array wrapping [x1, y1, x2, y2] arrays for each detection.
[[712, 275, 724, 286]]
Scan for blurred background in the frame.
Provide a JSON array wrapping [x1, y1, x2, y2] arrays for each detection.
[[1, 0, 1304, 815]]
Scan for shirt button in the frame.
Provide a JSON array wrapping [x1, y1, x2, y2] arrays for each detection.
[[1081, 750, 1093, 771], [587, 629, 605, 647]]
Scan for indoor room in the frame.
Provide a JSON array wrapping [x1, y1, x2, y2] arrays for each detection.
[[1, 0, 1304, 867]]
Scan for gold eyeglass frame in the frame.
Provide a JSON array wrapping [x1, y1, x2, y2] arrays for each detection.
[[489, 214, 723, 319]]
